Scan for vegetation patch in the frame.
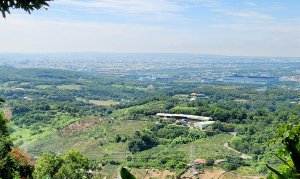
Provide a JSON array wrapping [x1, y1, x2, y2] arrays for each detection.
[[58, 117, 101, 137], [234, 99, 249, 103], [221, 86, 242, 89], [178, 134, 237, 160], [89, 100, 119, 106]]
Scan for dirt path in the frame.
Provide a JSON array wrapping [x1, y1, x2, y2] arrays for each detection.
[[224, 133, 252, 159]]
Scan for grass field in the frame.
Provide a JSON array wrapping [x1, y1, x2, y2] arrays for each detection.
[[178, 134, 237, 161], [89, 100, 119, 106], [22, 118, 149, 160], [112, 84, 148, 91], [234, 99, 249, 103], [57, 85, 81, 90], [11, 115, 79, 149]]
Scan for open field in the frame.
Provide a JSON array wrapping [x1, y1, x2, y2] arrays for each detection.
[[234, 99, 249, 103], [178, 134, 237, 161], [131, 169, 175, 179], [200, 168, 265, 179], [10, 115, 79, 149], [89, 100, 119, 106], [23, 119, 149, 160], [58, 117, 102, 137], [112, 84, 148, 91]]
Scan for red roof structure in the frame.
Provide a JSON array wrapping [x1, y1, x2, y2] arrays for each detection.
[[194, 158, 207, 164]]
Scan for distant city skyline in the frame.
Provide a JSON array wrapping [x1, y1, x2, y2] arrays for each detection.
[[1, 0, 300, 57]]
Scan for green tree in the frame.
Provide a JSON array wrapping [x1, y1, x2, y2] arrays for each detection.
[[55, 151, 92, 179], [32, 153, 63, 178], [11, 148, 34, 178], [128, 133, 158, 153], [0, 0, 52, 17], [0, 99, 17, 179], [120, 167, 136, 179], [222, 155, 246, 171], [266, 122, 300, 178], [33, 150, 94, 179]]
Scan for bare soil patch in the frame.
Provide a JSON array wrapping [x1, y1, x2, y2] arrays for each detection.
[[131, 169, 175, 179], [58, 117, 101, 137]]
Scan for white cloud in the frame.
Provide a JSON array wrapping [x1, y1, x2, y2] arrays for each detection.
[[244, 1, 257, 7], [226, 12, 273, 20], [54, 0, 183, 16], [186, 0, 274, 21]]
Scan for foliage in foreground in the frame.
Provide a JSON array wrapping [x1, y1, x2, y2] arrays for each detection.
[[120, 167, 136, 179], [266, 121, 300, 178], [0, 107, 17, 178], [33, 150, 97, 179], [0, 0, 52, 18]]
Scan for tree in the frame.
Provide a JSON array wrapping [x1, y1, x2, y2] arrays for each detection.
[[32, 153, 63, 178], [0, 0, 52, 18], [222, 155, 246, 171], [120, 167, 136, 179], [0, 136, 17, 178], [33, 150, 95, 179], [128, 132, 158, 153], [11, 148, 34, 178], [266, 122, 300, 178], [0, 101, 17, 178]]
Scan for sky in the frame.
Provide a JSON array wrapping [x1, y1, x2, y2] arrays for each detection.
[[1, 0, 300, 57]]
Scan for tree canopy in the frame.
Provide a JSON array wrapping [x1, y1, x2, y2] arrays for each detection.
[[0, 0, 52, 17]]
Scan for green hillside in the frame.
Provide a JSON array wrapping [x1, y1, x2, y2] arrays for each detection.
[[1, 66, 300, 178]]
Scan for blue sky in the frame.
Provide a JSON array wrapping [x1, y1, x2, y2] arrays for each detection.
[[1, 0, 300, 57]]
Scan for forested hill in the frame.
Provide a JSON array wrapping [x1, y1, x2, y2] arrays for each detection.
[[1, 66, 300, 178]]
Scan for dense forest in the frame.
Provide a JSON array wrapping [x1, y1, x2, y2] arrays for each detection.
[[0, 66, 300, 178]]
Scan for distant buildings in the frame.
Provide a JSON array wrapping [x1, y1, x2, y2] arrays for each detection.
[[138, 75, 174, 83], [200, 77, 218, 84], [193, 121, 215, 130], [223, 75, 279, 85], [156, 113, 214, 130], [126, 71, 138, 78], [189, 93, 206, 101], [138, 76, 153, 82], [155, 76, 174, 83], [156, 113, 211, 121]]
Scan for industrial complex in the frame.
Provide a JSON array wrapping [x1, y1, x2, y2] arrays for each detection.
[[223, 75, 279, 85]]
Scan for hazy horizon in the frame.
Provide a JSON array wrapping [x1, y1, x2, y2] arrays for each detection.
[[1, 51, 300, 59]]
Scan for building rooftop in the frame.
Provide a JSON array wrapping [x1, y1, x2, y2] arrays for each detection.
[[156, 113, 211, 121], [227, 75, 277, 79], [193, 158, 207, 164]]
